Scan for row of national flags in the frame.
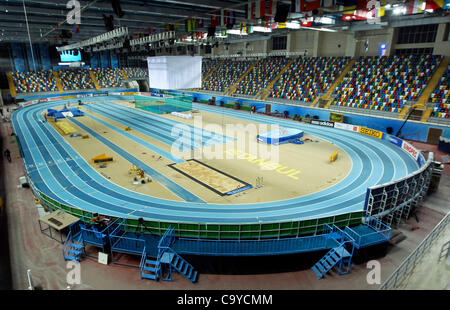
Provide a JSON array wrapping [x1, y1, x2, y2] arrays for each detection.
[[145, 0, 450, 37], [404, 0, 449, 14]]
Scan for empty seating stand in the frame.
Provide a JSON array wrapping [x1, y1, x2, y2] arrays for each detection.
[[235, 56, 290, 96], [331, 55, 441, 113], [270, 56, 350, 103], [58, 69, 95, 90], [122, 67, 148, 79], [202, 59, 254, 92], [94, 68, 123, 88], [12, 70, 58, 93], [429, 66, 450, 120]]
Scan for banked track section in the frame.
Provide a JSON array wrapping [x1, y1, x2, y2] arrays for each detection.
[[12, 96, 419, 227]]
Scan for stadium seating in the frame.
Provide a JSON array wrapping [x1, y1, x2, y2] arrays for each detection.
[[330, 55, 441, 113], [235, 56, 290, 96], [94, 68, 123, 88], [123, 67, 148, 79], [270, 56, 350, 103], [202, 59, 254, 92], [59, 69, 95, 90], [12, 70, 58, 93], [201, 59, 219, 79], [429, 66, 450, 119]]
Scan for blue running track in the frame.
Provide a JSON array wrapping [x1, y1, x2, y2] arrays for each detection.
[[11, 96, 419, 224]]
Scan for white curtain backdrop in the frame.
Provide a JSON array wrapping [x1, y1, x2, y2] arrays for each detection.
[[147, 56, 202, 90]]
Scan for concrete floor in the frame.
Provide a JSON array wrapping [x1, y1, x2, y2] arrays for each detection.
[[395, 222, 450, 290], [1, 110, 449, 290]]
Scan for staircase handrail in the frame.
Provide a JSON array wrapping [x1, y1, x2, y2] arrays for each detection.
[[158, 226, 175, 250], [139, 246, 147, 278], [102, 217, 121, 235], [364, 215, 391, 240], [344, 226, 361, 246], [69, 214, 91, 236], [62, 230, 73, 258], [364, 215, 392, 237], [109, 218, 126, 237]]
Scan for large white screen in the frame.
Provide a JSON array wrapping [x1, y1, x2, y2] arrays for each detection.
[[147, 56, 202, 90]]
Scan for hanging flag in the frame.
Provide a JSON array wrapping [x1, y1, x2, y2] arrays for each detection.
[[301, 14, 313, 26], [406, 0, 425, 14], [301, 0, 321, 11], [425, 0, 444, 9], [220, 9, 225, 26], [321, 0, 336, 7], [255, 0, 266, 18], [291, 0, 320, 12], [256, 1, 261, 18], [365, 39, 369, 52], [371, 0, 386, 18], [211, 11, 219, 27], [342, 0, 357, 13], [266, 0, 277, 16], [75, 24, 80, 34], [342, 0, 370, 20], [291, 0, 301, 12]]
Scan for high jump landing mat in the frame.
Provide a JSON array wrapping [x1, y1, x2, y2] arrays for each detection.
[[168, 159, 252, 196], [257, 128, 304, 145]]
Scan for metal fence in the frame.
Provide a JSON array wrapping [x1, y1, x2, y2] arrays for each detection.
[[379, 212, 450, 290], [366, 153, 434, 227]]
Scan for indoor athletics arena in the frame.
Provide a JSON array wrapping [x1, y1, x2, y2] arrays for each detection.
[[0, 0, 449, 297]]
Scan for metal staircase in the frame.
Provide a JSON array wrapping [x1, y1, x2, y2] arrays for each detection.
[[63, 230, 84, 262], [311, 224, 355, 279], [160, 248, 198, 283], [139, 247, 160, 281], [138, 226, 199, 284]]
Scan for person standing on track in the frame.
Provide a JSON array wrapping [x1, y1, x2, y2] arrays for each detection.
[[4, 149, 11, 163]]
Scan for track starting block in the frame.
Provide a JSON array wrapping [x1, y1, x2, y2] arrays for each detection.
[[92, 153, 113, 164]]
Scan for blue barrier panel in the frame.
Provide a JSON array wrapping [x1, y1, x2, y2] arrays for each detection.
[[11, 43, 26, 72]]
